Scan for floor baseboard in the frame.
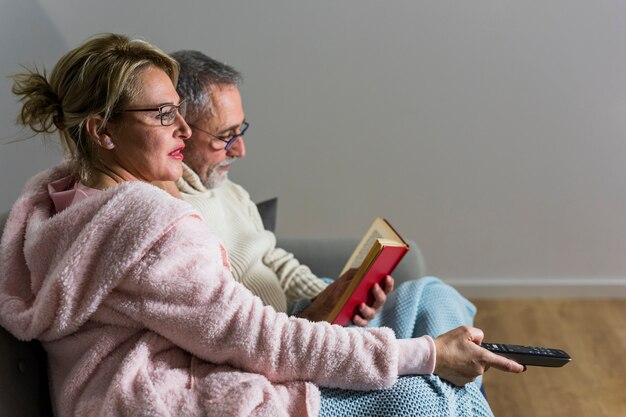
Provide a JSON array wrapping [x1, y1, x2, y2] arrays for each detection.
[[442, 277, 626, 298]]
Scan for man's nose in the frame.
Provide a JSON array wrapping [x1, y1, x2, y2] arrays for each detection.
[[227, 137, 246, 158]]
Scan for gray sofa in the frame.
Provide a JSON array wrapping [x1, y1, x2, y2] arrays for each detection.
[[0, 210, 426, 416]]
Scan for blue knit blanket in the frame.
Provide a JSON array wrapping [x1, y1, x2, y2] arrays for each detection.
[[318, 277, 493, 417]]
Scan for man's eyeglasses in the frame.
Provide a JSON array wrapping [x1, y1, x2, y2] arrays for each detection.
[[189, 121, 250, 151], [121, 100, 187, 126]]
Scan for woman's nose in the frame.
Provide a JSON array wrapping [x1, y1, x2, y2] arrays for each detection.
[[178, 115, 192, 140]]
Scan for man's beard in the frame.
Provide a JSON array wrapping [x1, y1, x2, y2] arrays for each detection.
[[202, 158, 235, 189]]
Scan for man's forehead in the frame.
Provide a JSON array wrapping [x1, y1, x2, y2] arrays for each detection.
[[198, 85, 244, 132], [210, 85, 243, 112], [209, 84, 241, 104]]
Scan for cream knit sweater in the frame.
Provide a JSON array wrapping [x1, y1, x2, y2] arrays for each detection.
[[176, 164, 328, 312]]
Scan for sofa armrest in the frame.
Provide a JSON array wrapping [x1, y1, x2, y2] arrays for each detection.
[[276, 237, 426, 285]]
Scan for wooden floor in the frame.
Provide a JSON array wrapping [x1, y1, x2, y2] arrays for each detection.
[[472, 299, 626, 417]]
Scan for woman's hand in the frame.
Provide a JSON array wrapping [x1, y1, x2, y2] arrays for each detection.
[[433, 326, 525, 386], [351, 275, 394, 327]]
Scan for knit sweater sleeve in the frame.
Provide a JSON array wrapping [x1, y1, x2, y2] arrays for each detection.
[[262, 247, 328, 304], [118, 213, 400, 390], [228, 183, 328, 303]]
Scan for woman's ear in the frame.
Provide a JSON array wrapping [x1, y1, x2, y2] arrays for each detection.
[[85, 115, 115, 150]]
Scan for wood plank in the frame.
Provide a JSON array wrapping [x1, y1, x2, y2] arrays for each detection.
[[473, 299, 626, 417]]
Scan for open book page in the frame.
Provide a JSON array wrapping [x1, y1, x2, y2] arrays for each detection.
[[340, 217, 406, 275], [342, 230, 385, 273]]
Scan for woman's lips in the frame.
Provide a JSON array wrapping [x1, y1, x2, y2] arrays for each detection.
[[169, 147, 185, 160]]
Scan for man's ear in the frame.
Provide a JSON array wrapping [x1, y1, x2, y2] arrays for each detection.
[[85, 115, 115, 150]]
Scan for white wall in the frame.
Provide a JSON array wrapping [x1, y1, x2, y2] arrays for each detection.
[[2, 0, 626, 294]]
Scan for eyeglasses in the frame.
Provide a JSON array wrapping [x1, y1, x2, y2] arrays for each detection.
[[189, 121, 250, 151], [121, 100, 187, 126]]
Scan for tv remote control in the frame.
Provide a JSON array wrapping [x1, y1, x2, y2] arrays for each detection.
[[481, 342, 572, 367]]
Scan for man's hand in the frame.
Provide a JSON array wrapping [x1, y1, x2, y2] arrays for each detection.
[[296, 271, 394, 326], [433, 326, 525, 386], [296, 269, 357, 322], [351, 275, 394, 327]]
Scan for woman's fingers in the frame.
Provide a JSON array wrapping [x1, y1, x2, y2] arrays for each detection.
[[482, 350, 526, 373]]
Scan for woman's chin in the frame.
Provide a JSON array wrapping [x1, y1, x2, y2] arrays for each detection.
[[162, 166, 183, 182]]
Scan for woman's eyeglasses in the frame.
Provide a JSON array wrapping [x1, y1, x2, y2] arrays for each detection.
[[122, 100, 187, 126]]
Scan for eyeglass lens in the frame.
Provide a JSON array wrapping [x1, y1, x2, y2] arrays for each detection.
[[223, 122, 249, 150], [161, 101, 187, 126]]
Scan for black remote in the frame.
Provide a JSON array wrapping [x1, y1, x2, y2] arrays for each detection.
[[481, 342, 572, 367]]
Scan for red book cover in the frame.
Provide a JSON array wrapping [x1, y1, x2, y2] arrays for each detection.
[[328, 242, 409, 326]]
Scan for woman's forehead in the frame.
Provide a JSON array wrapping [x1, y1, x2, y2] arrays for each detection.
[[131, 66, 180, 105]]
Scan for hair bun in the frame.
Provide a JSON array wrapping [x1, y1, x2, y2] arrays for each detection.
[[52, 112, 65, 130]]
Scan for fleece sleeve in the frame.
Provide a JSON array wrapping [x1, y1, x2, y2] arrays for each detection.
[[116, 214, 399, 391]]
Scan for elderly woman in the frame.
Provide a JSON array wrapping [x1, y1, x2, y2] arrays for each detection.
[[0, 33, 522, 417]]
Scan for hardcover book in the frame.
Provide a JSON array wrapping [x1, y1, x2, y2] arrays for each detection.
[[326, 217, 409, 326]]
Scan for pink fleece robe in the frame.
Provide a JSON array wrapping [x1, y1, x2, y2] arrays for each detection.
[[0, 165, 401, 416]]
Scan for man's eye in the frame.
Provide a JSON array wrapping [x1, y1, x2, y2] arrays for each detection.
[[217, 134, 233, 141]]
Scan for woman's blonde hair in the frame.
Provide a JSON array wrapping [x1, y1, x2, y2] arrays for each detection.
[[12, 33, 179, 181]]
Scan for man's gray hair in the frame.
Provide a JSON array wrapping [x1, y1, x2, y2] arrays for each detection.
[[170, 50, 242, 123]]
